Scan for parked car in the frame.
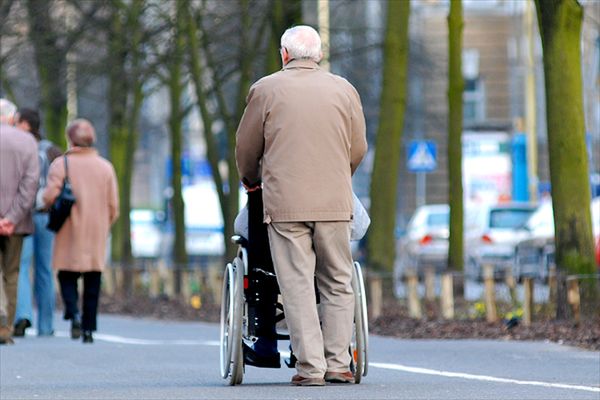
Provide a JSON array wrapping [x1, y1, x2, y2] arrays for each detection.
[[130, 209, 164, 258], [394, 204, 449, 282], [464, 202, 537, 280], [513, 197, 600, 280]]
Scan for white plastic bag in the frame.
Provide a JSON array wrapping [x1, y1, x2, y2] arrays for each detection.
[[351, 192, 370, 241], [234, 192, 370, 241], [234, 204, 249, 238]]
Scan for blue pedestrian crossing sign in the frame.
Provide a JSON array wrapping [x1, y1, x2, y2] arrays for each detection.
[[407, 140, 437, 172]]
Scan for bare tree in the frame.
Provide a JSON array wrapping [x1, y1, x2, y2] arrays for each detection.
[[366, 0, 411, 272], [24, 0, 102, 148], [186, 0, 270, 261]]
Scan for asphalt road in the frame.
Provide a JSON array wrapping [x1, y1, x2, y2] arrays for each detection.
[[1, 314, 598, 400]]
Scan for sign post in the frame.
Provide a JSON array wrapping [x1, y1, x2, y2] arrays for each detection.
[[407, 140, 437, 207]]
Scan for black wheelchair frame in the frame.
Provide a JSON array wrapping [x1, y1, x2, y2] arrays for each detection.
[[219, 191, 369, 385]]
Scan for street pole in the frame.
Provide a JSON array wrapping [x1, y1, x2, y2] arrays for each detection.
[[524, 0, 538, 202], [416, 172, 426, 207], [318, 0, 330, 71]]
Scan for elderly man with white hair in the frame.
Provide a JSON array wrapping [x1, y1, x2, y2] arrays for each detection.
[[236, 26, 367, 386], [0, 99, 39, 344]]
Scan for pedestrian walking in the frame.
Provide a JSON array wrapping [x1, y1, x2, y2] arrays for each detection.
[[43, 119, 119, 344], [235, 26, 367, 386], [0, 99, 40, 345], [13, 108, 62, 337]]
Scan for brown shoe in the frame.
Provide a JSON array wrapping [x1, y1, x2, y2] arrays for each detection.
[[291, 374, 325, 386], [324, 371, 355, 384], [0, 326, 15, 345]]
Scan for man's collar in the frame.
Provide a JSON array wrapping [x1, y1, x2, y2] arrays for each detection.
[[283, 58, 320, 70]]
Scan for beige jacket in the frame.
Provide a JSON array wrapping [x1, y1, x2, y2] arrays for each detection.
[[0, 123, 39, 234], [43, 147, 119, 272], [235, 59, 367, 223]]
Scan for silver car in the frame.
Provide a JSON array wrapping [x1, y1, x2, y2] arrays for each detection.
[[464, 202, 537, 280], [514, 197, 600, 281], [394, 204, 449, 280]]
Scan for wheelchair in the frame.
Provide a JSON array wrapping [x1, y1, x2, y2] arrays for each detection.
[[219, 191, 369, 386]]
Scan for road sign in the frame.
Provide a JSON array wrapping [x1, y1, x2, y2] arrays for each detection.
[[407, 140, 437, 172]]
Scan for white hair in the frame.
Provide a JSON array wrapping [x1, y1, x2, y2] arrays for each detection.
[[280, 25, 322, 63], [0, 98, 17, 122]]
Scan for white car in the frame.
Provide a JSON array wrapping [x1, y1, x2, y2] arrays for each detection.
[[394, 204, 449, 280], [130, 209, 163, 258], [464, 202, 537, 279]]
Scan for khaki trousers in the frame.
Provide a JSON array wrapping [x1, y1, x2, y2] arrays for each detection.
[[0, 235, 24, 328], [268, 221, 354, 378]]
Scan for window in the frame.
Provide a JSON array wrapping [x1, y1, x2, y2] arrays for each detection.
[[464, 77, 485, 124], [462, 49, 485, 124]]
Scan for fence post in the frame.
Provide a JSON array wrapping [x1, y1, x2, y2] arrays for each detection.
[[424, 266, 436, 301], [406, 269, 422, 319], [483, 264, 497, 323], [504, 267, 517, 307], [566, 276, 581, 324], [548, 264, 557, 304], [440, 272, 454, 319], [102, 266, 115, 296], [207, 264, 222, 304], [181, 269, 192, 302], [149, 261, 160, 298], [115, 265, 124, 295], [159, 261, 174, 298], [522, 277, 534, 326], [133, 267, 144, 295], [368, 273, 383, 320]]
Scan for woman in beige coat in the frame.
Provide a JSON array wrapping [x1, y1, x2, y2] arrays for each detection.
[[43, 119, 119, 343]]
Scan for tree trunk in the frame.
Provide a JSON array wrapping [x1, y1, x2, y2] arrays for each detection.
[[107, 1, 144, 295], [186, 9, 230, 263], [266, 0, 302, 74], [169, 2, 188, 294], [447, 0, 464, 294], [535, 0, 596, 278], [366, 0, 410, 272], [108, 5, 129, 267], [187, 1, 269, 263], [26, 0, 67, 149]]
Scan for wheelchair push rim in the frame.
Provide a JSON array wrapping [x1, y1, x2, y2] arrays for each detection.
[[350, 261, 369, 382], [219, 259, 245, 384]]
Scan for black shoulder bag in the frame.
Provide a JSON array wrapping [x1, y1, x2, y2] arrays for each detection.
[[47, 156, 76, 232]]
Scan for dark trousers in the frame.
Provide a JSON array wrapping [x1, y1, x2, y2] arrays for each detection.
[[58, 271, 101, 331]]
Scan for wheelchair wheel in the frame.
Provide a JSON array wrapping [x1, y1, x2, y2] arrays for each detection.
[[350, 261, 369, 383], [219, 258, 245, 385]]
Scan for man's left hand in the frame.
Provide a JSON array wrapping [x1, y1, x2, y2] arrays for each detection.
[[0, 218, 15, 236]]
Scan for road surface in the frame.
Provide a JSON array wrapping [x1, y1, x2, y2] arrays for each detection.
[[1, 314, 598, 399]]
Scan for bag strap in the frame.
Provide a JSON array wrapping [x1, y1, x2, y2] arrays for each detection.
[[64, 155, 70, 184]]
